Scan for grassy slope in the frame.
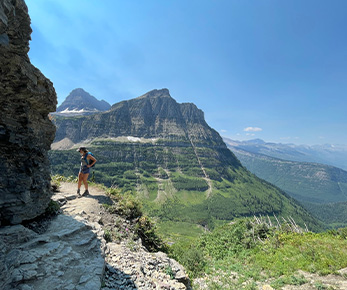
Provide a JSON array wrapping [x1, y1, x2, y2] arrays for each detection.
[[49, 139, 322, 237], [177, 218, 347, 289]]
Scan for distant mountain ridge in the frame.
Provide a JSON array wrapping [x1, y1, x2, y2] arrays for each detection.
[[224, 138, 347, 227], [223, 138, 347, 171], [55, 88, 111, 115], [230, 147, 347, 204]]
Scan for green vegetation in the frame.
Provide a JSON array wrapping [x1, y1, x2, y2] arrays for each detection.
[[103, 188, 143, 220], [135, 215, 168, 252], [51, 174, 78, 185], [233, 150, 347, 228], [170, 172, 209, 191], [234, 149, 347, 206], [49, 139, 323, 238], [169, 217, 347, 289], [303, 201, 347, 228], [101, 186, 167, 252], [156, 220, 205, 244], [45, 200, 61, 215]]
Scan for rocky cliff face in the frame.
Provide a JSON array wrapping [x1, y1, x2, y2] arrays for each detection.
[[54, 88, 224, 146], [0, 0, 57, 224]]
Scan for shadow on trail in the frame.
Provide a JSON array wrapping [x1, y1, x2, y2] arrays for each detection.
[[83, 193, 114, 206], [104, 263, 139, 289]]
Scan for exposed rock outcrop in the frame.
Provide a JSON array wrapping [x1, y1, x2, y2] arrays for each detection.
[[0, 215, 105, 290], [0, 0, 57, 224]]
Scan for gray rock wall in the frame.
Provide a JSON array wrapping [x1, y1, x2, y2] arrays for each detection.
[[0, 0, 57, 224]]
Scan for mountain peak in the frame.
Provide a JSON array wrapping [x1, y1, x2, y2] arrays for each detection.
[[246, 139, 266, 144], [56, 88, 111, 115], [70, 88, 87, 95], [137, 88, 171, 100]]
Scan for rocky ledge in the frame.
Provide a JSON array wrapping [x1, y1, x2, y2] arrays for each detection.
[[104, 243, 188, 290]]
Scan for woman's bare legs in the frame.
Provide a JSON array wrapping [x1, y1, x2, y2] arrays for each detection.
[[78, 172, 83, 191], [78, 172, 89, 191], [82, 173, 89, 191]]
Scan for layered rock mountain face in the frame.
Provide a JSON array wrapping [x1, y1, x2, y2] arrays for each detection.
[[0, 0, 57, 224], [56, 88, 111, 115], [55, 88, 225, 146]]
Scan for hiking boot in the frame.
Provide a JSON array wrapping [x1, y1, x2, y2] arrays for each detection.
[[77, 189, 81, 197], [82, 190, 89, 196]]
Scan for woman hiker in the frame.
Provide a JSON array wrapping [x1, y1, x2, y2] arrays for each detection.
[[77, 146, 97, 197]]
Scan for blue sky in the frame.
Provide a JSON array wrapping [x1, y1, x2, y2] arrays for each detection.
[[26, 0, 347, 145]]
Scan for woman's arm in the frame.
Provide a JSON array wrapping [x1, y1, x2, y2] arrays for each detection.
[[87, 155, 97, 167]]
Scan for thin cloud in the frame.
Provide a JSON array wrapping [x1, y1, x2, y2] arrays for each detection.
[[244, 127, 263, 132]]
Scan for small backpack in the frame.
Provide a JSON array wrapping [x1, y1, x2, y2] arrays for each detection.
[[84, 152, 96, 167]]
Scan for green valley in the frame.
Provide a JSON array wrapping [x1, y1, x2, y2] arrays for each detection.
[[229, 147, 347, 227], [231, 149, 347, 204], [50, 89, 322, 242], [49, 138, 322, 236]]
